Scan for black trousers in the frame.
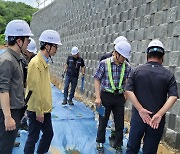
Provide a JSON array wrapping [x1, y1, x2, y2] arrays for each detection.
[[24, 111, 54, 154], [126, 120, 164, 154], [96, 91, 125, 147], [0, 109, 21, 154]]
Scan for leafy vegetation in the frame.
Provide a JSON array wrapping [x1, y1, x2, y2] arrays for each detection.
[[0, 0, 38, 45]]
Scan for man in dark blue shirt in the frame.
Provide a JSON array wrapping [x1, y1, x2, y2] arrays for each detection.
[[62, 47, 85, 105], [125, 40, 178, 154]]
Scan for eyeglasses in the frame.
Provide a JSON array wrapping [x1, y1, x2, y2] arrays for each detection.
[[52, 44, 58, 49], [25, 37, 31, 44]]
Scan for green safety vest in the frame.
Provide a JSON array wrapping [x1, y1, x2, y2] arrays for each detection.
[[105, 58, 125, 94]]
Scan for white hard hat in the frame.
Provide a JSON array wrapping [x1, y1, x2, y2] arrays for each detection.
[[4, 20, 33, 37], [71, 46, 79, 55], [39, 30, 62, 45], [113, 36, 128, 45], [147, 39, 164, 51], [114, 41, 131, 59], [27, 38, 37, 54]]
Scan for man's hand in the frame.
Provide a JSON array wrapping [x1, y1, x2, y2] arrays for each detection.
[[150, 113, 162, 129], [138, 108, 152, 124], [36, 114, 44, 123], [4, 116, 16, 131], [95, 98, 101, 108]]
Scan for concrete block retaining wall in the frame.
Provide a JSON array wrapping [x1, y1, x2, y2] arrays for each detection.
[[31, 0, 180, 150]]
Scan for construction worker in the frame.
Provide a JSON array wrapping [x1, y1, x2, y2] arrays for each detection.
[[94, 41, 131, 153], [125, 40, 178, 154], [19, 38, 38, 131], [24, 37, 37, 62], [24, 30, 62, 154], [22, 38, 37, 86], [100, 36, 130, 147], [3, 35, 24, 148], [0, 19, 33, 154], [62, 46, 85, 105]]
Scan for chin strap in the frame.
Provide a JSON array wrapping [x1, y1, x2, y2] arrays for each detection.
[[45, 46, 53, 63], [15, 37, 24, 54]]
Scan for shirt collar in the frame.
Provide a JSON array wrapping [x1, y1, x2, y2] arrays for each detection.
[[37, 52, 49, 68], [7, 48, 21, 62], [40, 52, 49, 63], [147, 61, 161, 66]]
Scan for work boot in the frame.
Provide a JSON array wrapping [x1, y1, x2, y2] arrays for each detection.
[[62, 99, 67, 105], [96, 143, 104, 153], [115, 146, 122, 154], [14, 142, 20, 147], [68, 99, 74, 105]]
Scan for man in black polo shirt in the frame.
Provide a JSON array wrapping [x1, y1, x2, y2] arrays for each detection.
[[62, 46, 85, 105], [125, 39, 178, 154]]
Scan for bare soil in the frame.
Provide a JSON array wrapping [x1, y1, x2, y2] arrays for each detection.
[[0, 45, 5, 49]]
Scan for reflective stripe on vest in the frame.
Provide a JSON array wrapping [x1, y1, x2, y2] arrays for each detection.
[[105, 58, 125, 93]]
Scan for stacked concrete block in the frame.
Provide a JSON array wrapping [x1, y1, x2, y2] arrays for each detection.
[[164, 128, 180, 149], [175, 116, 180, 133], [30, 0, 180, 150]]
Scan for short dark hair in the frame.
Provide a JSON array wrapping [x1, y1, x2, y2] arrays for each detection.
[[40, 42, 53, 50], [8, 36, 25, 46], [40, 42, 46, 50], [147, 52, 164, 59]]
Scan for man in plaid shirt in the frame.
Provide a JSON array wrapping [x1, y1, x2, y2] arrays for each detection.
[[94, 41, 131, 153]]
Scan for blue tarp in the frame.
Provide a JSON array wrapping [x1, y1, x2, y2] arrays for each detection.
[[0, 49, 5, 54], [12, 85, 130, 154], [0, 49, 141, 154]]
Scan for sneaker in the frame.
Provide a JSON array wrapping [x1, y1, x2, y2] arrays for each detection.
[[96, 143, 104, 152], [68, 100, 74, 105], [115, 146, 122, 154], [14, 142, 20, 147], [62, 99, 67, 105]]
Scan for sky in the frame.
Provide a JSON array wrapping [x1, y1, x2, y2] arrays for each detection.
[[4, 0, 53, 8]]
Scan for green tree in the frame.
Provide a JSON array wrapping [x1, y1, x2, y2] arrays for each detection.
[[0, 34, 5, 45], [23, 15, 32, 25], [0, 0, 38, 45], [0, 15, 6, 34], [0, 2, 7, 16], [0, 0, 38, 34]]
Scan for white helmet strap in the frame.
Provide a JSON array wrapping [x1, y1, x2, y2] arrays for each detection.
[[16, 37, 25, 54]]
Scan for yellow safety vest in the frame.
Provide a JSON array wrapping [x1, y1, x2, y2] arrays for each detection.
[[105, 58, 125, 94]]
